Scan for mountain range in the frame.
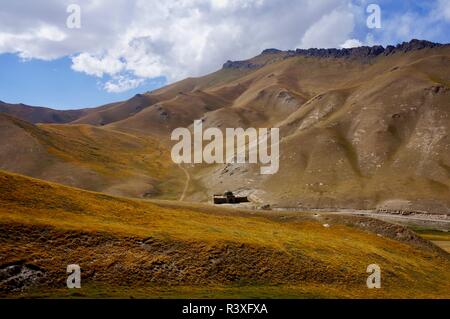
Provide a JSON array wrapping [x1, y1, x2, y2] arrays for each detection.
[[1, 39, 450, 213]]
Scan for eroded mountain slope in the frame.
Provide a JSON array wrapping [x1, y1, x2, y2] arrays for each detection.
[[1, 40, 450, 213]]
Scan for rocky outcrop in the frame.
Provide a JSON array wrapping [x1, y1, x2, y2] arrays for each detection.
[[222, 60, 263, 70], [261, 48, 282, 55], [292, 39, 443, 59], [292, 45, 385, 59], [223, 39, 448, 70], [385, 39, 444, 54]]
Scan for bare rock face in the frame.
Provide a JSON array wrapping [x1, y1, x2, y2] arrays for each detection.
[[392, 39, 443, 53], [222, 60, 263, 70], [0, 263, 46, 292], [293, 45, 385, 59], [222, 39, 448, 70]]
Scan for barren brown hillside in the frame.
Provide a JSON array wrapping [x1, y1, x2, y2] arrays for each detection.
[[1, 40, 450, 213]]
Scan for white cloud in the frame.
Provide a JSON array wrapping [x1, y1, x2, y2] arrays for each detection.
[[5, 0, 447, 93], [71, 53, 124, 77], [436, 0, 450, 21], [103, 75, 145, 93], [36, 25, 67, 42], [0, 24, 68, 60], [299, 7, 356, 49], [340, 38, 363, 48], [210, 0, 264, 10], [0, 0, 360, 91]]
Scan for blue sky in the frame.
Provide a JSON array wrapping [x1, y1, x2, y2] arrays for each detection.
[[0, 0, 449, 110], [0, 54, 166, 109]]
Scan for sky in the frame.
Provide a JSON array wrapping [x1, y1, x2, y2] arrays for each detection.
[[0, 0, 449, 109]]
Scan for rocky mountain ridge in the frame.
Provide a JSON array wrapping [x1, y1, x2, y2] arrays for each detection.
[[223, 39, 447, 70]]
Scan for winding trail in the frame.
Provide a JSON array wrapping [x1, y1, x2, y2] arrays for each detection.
[[178, 164, 190, 201]]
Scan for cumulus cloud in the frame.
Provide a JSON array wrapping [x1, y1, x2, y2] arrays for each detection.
[[299, 7, 356, 49], [0, 0, 359, 90], [1, 0, 448, 93], [71, 53, 125, 77], [436, 0, 450, 21], [103, 75, 145, 93], [340, 38, 363, 48], [0, 25, 68, 60]]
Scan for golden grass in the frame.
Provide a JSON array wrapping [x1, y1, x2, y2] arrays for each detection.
[[414, 228, 450, 253], [39, 124, 170, 178], [1, 170, 450, 298], [28, 124, 185, 199]]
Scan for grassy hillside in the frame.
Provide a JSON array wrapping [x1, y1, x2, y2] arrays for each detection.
[[0, 114, 184, 199], [414, 228, 450, 253], [0, 101, 89, 124], [0, 170, 449, 298]]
